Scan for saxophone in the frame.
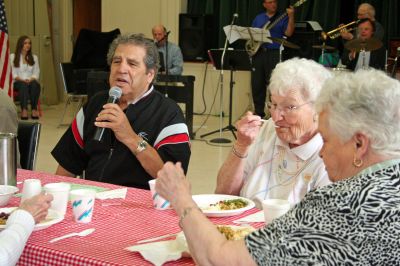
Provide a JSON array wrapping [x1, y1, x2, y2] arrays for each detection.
[[245, 0, 306, 56]]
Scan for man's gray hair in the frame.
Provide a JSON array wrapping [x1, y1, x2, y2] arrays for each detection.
[[107, 33, 159, 79], [269, 57, 332, 102], [359, 3, 376, 18], [316, 69, 400, 157]]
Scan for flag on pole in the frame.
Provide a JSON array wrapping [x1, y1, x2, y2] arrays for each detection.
[[0, 0, 13, 97]]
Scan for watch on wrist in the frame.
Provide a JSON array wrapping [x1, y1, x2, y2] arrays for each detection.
[[134, 138, 148, 155]]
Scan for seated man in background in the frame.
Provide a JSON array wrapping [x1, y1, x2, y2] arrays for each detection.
[[341, 18, 386, 71], [215, 58, 332, 208], [0, 193, 53, 265], [52, 33, 191, 190], [152, 24, 183, 75]]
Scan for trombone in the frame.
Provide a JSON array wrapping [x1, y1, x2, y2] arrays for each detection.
[[321, 20, 360, 41]]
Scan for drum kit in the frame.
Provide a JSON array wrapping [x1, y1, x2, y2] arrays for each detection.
[[268, 37, 300, 50], [344, 37, 383, 69], [344, 37, 383, 52]]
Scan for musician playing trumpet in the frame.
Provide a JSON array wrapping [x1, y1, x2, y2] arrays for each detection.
[[341, 18, 385, 71], [340, 3, 384, 41], [250, 0, 294, 118]]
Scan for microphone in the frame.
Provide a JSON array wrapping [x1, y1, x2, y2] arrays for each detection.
[[230, 13, 238, 25], [93, 87, 123, 142]]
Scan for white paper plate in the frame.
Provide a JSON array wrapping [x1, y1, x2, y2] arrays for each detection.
[[0, 207, 64, 231], [192, 194, 255, 217]]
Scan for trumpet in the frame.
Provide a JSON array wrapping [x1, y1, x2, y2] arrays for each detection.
[[321, 20, 360, 41]]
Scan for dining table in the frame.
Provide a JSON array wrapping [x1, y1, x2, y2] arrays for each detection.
[[7, 169, 264, 266]]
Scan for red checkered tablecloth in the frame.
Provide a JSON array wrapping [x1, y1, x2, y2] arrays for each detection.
[[10, 169, 263, 265]]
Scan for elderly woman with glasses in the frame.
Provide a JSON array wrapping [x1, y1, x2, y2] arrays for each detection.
[[155, 69, 400, 265], [215, 57, 332, 208]]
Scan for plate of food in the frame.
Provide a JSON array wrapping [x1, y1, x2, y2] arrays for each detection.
[[192, 194, 255, 217], [0, 207, 64, 231]]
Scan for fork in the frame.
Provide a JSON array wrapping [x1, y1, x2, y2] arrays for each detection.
[[49, 228, 95, 243]]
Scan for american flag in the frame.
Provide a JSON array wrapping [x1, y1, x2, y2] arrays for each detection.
[[0, 0, 13, 97]]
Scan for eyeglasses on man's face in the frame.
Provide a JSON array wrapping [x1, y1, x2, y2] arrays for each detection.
[[266, 101, 312, 115]]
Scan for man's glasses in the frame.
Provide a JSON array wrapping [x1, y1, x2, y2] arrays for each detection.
[[266, 102, 311, 115]]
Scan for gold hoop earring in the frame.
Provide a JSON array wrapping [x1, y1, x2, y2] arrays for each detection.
[[353, 156, 363, 168]]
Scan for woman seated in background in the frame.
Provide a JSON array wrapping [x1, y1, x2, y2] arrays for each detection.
[[11, 35, 41, 120], [215, 58, 332, 208], [156, 69, 400, 265]]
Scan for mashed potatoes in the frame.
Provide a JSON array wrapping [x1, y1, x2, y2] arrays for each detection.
[[217, 225, 255, 240]]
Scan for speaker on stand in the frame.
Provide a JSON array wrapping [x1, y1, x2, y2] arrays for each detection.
[[179, 14, 217, 61]]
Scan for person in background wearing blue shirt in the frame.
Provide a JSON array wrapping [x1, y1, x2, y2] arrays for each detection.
[[152, 24, 183, 75], [250, 0, 294, 118]]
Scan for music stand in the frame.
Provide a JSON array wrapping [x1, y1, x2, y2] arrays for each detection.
[[223, 25, 272, 44], [200, 49, 251, 139]]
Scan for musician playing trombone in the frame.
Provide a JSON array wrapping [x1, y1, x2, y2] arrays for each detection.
[[250, 0, 294, 118]]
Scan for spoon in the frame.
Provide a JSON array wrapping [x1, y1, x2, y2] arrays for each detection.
[[49, 228, 95, 243]]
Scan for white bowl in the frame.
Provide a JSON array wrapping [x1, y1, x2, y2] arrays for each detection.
[[0, 185, 19, 206]]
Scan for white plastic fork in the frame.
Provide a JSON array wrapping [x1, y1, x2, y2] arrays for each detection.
[[49, 228, 95, 243]]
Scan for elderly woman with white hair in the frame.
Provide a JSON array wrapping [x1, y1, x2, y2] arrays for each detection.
[[155, 68, 400, 265], [215, 57, 332, 208]]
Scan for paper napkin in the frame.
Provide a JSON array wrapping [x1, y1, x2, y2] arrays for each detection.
[[125, 232, 190, 266], [233, 210, 265, 224], [95, 188, 127, 200]]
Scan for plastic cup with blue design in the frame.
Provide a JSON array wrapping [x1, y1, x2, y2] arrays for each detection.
[[70, 189, 96, 223], [148, 179, 171, 210]]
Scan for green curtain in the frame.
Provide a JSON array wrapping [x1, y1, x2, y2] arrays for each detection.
[[186, 0, 398, 49]]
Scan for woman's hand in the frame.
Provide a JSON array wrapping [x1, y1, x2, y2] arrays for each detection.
[[156, 162, 193, 209], [19, 193, 53, 224], [235, 111, 263, 147]]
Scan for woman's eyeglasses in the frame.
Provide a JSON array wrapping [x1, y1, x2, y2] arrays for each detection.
[[266, 102, 311, 116]]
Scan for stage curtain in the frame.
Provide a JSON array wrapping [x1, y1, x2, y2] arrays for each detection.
[[187, 0, 341, 48]]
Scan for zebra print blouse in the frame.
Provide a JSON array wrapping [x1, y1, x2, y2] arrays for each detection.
[[245, 159, 400, 265]]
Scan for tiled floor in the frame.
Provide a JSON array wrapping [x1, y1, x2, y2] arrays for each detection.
[[34, 103, 237, 195]]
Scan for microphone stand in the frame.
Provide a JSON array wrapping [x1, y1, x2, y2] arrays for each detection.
[[209, 14, 238, 144], [164, 31, 171, 97], [391, 47, 399, 78]]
